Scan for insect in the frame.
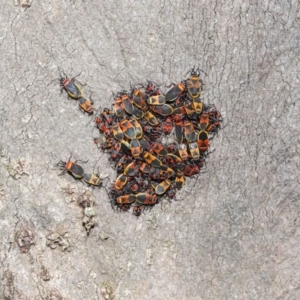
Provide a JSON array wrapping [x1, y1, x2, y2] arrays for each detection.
[[115, 156, 130, 173], [210, 108, 222, 127], [79, 97, 94, 114], [120, 119, 136, 139], [167, 187, 176, 199], [160, 165, 175, 178], [147, 95, 166, 105], [197, 130, 210, 152], [129, 182, 140, 193], [131, 105, 144, 119], [142, 125, 162, 141], [113, 96, 125, 118], [57, 156, 87, 179], [149, 167, 169, 181], [175, 171, 185, 189], [143, 152, 162, 168], [186, 67, 204, 99], [139, 138, 151, 151], [165, 82, 185, 102], [59, 69, 83, 99], [153, 179, 171, 195], [167, 153, 182, 163], [183, 120, 196, 142], [208, 108, 223, 134], [173, 114, 184, 143], [135, 193, 157, 205], [132, 205, 143, 216], [132, 88, 148, 109], [150, 143, 168, 157], [97, 120, 110, 134], [102, 108, 114, 125], [173, 106, 186, 115], [116, 194, 136, 205], [188, 142, 200, 160], [162, 117, 173, 135], [144, 111, 159, 126], [150, 104, 173, 116], [130, 138, 142, 158], [124, 161, 140, 177], [82, 173, 102, 186], [130, 119, 143, 139], [114, 174, 128, 190], [140, 162, 151, 174], [100, 138, 115, 151], [192, 97, 203, 113], [110, 148, 122, 161], [145, 81, 161, 96], [176, 162, 199, 177], [178, 143, 189, 160], [112, 123, 124, 142], [120, 93, 133, 115], [199, 113, 210, 131], [183, 102, 198, 120], [120, 140, 132, 156]]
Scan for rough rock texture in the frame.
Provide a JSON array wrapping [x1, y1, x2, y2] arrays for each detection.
[[0, 1, 300, 299]]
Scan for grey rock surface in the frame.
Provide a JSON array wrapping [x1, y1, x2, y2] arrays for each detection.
[[0, 1, 300, 299]]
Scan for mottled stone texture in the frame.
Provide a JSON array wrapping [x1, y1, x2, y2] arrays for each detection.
[[0, 1, 299, 299]]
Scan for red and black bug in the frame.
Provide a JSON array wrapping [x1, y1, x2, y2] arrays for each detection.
[[130, 119, 143, 139], [130, 138, 142, 158], [192, 97, 203, 113], [149, 167, 169, 181], [102, 108, 114, 125], [199, 113, 210, 131], [124, 161, 140, 177], [57, 156, 87, 179], [112, 123, 124, 142], [120, 140, 132, 156], [175, 171, 185, 190], [147, 95, 165, 106], [120, 93, 133, 115], [186, 67, 205, 99], [143, 152, 162, 168], [176, 162, 199, 177], [173, 114, 184, 143], [150, 104, 173, 116], [79, 97, 94, 114], [113, 96, 125, 118], [145, 81, 161, 96], [165, 82, 185, 102], [178, 143, 189, 161], [82, 173, 102, 186], [114, 174, 128, 190], [150, 143, 168, 157], [144, 111, 159, 126], [59, 69, 83, 99], [132, 205, 143, 216], [132, 88, 148, 110], [116, 194, 136, 205], [120, 119, 136, 140], [183, 120, 196, 142], [197, 130, 210, 152], [135, 193, 157, 205], [162, 117, 173, 135], [153, 179, 171, 195]]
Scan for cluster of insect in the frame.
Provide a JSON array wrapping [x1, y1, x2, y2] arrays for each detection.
[[59, 68, 223, 216]]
